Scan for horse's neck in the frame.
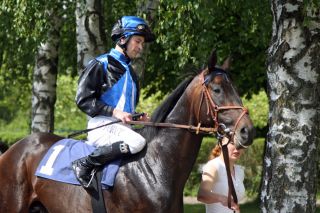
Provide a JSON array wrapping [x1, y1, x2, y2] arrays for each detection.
[[145, 95, 203, 185]]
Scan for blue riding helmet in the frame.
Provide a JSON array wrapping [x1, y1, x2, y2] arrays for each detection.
[[111, 16, 155, 43]]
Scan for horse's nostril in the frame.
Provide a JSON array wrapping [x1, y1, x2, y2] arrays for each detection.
[[240, 127, 248, 139]]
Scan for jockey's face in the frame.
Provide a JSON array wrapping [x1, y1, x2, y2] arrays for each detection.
[[126, 35, 145, 59]]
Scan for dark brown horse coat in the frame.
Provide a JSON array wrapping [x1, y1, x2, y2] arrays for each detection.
[[0, 51, 255, 213]]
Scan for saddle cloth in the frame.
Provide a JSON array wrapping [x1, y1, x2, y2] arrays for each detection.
[[35, 138, 121, 189]]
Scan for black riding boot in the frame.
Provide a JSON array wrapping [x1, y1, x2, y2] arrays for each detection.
[[72, 141, 130, 188]]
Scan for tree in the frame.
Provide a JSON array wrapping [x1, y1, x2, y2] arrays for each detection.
[[76, 0, 106, 73], [261, 1, 320, 212], [0, 0, 43, 124], [31, 8, 62, 133], [132, 0, 160, 80]]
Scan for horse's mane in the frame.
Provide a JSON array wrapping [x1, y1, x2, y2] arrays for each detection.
[[151, 66, 203, 123], [150, 76, 193, 123], [139, 68, 202, 141]]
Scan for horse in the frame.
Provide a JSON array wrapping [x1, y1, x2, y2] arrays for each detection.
[[0, 50, 255, 213]]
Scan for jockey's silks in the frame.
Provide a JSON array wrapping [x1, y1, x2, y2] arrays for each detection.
[[96, 49, 137, 114]]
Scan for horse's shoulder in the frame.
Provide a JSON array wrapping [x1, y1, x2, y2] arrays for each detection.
[[15, 132, 64, 151], [29, 132, 64, 140]]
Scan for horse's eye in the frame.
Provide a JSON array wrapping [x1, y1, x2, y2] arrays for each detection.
[[213, 88, 221, 93]]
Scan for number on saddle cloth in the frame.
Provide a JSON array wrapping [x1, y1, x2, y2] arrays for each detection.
[[35, 138, 121, 189]]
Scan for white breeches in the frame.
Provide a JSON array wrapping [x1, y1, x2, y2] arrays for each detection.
[[85, 116, 146, 154]]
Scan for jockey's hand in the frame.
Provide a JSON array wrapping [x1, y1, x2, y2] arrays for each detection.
[[132, 112, 150, 122], [112, 109, 132, 123], [140, 113, 150, 122]]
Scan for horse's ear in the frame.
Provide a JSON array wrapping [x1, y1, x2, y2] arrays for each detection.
[[221, 56, 232, 71], [208, 49, 217, 72]]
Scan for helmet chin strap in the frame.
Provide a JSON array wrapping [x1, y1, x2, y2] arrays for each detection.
[[117, 36, 131, 59]]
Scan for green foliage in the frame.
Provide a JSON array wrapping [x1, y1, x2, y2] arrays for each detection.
[[136, 88, 167, 115], [184, 199, 266, 213], [1, 0, 272, 111], [184, 136, 216, 196], [242, 90, 269, 129], [0, 64, 32, 123], [144, 0, 271, 96], [0, 74, 87, 143], [184, 204, 205, 213], [238, 138, 265, 198], [0, 109, 30, 145], [54, 75, 87, 136], [184, 137, 265, 199]]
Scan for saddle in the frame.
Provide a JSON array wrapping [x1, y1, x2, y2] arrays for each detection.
[[35, 138, 121, 189]]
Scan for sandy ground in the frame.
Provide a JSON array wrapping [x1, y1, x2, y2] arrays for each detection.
[[183, 196, 201, 204]]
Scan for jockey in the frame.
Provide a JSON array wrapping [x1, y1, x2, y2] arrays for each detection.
[[72, 16, 155, 188]]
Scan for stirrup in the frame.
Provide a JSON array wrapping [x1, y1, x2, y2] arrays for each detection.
[[84, 168, 97, 188]]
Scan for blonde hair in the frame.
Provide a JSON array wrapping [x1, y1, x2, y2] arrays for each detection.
[[208, 144, 221, 160]]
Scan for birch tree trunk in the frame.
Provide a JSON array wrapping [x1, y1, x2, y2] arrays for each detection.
[[132, 0, 159, 80], [31, 11, 62, 133], [76, 0, 106, 73], [261, 1, 320, 212]]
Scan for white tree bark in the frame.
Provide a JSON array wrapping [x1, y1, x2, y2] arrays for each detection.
[[31, 10, 62, 133], [261, 1, 320, 212], [132, 0, 159, 80], [76, 0, 106, 73]]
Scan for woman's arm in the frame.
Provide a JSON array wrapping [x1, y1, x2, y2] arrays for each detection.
[[197, 160, 240, 211], [197, 163, 224, 204]]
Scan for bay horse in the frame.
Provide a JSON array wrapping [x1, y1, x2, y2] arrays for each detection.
[[0, 50, 255, 213]]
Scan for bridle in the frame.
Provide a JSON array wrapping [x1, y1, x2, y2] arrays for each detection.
[[199, 69, 249, 148]]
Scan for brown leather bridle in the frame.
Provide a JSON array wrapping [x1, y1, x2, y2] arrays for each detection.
[[199, 70, 249, 148]]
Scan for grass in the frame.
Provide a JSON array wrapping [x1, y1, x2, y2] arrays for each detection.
[[184, 199, 320, 213]]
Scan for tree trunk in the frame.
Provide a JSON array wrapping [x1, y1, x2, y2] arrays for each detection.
[[132, 0, 159, 80], [261, 1, 320, 212], [31, 10, 62, 133], [76, 0, 106, 73]]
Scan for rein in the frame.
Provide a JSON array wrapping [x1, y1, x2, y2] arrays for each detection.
[[220, 138, 238, 212], [199, 70, 248, 211], [127, 121, 215, 134]]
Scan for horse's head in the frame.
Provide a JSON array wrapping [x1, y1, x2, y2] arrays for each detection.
[[188, 49, 255, 149]]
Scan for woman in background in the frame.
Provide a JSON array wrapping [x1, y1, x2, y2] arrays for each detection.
[[197, 137, 246, 213]]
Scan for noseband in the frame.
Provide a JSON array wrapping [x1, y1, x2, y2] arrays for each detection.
[[199, 69, 249, 149]]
